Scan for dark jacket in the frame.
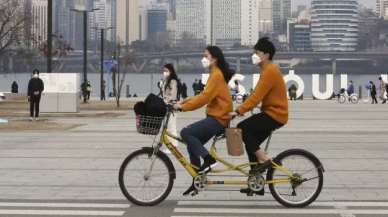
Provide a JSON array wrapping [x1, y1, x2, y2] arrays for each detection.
[[11, 82, 18, 93], [28, 78, 44, 97], [371, 84, 377, 96]]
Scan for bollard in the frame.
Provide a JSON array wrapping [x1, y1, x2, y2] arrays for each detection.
[[359, 86, 362, 99], [126, 85, 130, 98]]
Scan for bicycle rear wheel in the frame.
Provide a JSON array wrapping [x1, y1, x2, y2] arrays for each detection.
[[351, 95, 359, 104], [119, 147, 175, 206], [267, 149, 324, 208]]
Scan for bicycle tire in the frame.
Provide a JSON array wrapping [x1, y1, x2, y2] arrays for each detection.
[[235, 94, 244, 104], [119, 147, 175, 206], [350, 95, 359, 104], [267, 149, 324, 208], [338, 95, 346, 104]]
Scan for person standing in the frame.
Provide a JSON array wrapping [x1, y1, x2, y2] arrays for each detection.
[[27, 70, 44, 121], [86, 81, 92, 100], [378, 77, 386, 104], [162, 63, 179, 154], [192, 79, 198, 96], [370, 81, 378, 104], [288, 84, 297, 101], [11, 81, 18, 93], [102, 81, 106, 100], [182, 83, 188, 100]]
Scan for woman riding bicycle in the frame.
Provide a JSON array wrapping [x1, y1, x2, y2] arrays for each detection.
[[173, 46, 234, 196]]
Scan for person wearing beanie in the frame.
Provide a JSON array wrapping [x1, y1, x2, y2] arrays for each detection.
[[27, 69, 44, 121]]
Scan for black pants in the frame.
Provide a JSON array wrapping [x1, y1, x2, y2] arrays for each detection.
[[372, 94, 378, 103], [30, 96, 41, 118], [102, 90, 106, 100], [87, 91, 91, 99], [236, 112, 284, 169]]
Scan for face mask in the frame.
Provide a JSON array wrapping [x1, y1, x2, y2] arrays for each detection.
[[252, 54, 261, 65], [33, 74, 39, 78], [201, 58, 211, 68], [163, 71, 170, 78]]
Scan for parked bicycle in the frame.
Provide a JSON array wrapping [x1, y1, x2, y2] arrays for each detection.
[[119, 102, 324, 207], [230, 89, 244, 104], [337, 88, 359, 104]]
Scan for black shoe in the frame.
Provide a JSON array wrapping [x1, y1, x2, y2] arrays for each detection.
[[182, 179, 198, 197], [240, 188, 265, 196], [198, 154, 217, 174], [383, 100, 386, 104], [249, 160, 272, 175]]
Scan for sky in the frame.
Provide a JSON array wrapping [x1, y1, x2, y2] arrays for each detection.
[[139, 0, 375, 10]]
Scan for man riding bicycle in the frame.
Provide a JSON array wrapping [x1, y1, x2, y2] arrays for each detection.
[[228, 37, 289, 194]]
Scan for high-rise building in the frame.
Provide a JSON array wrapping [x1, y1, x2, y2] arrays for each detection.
[[147, 2, 168, 42], [311, 0, 359, 52], [89, 0, 114, 42], [175, 0, 206, 47], [287, 18, 311, 51], [31, 0, 48, 47], [241, 0, 260, 46], [212, 0, 241, 47], [259, 0, 273, 34], [376, 0, 388, 18], [157, 0, 176, 19], [139, 6, 148, 41], [272, 0, 291, 32], [116, 0, 139, 46]]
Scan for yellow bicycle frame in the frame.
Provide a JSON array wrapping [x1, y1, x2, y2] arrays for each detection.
[[158, 127, 294, 186]]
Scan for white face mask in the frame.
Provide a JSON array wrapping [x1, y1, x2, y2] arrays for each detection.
[[163, 71, 170, 78], [201, 57, 211, 68], [252, 54, 261, 65], [33, 74, 39, 78]]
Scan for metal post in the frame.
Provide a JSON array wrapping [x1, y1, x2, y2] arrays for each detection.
[[47, 0, 52, 73], [100, 29, 104, 100], [83, 11, 88, 103]]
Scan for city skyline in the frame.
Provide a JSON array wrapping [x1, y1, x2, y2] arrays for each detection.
[[140, 0, 376, 10]]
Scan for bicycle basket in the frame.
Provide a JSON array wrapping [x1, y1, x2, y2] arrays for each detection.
[[136, 115, 164, 135], [340, 88, 345, 94]]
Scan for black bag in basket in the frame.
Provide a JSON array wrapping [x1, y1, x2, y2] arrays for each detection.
[[134, 93, 167, 135]]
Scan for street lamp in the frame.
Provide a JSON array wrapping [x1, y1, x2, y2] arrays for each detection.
[[71, 7, 100, 103], [91, 26, 114, 101]]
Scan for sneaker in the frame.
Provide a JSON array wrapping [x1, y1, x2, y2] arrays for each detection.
[[249, 160, 272, 175], [198, 154, 217, 174], [35, 118, 39, 121], [162, 149, 171, 154], [183, 178, 198, 197], [240, 188, 265, 196], [29, 117, 33, 122]]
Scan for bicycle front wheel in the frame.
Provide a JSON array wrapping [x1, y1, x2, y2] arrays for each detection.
[[267, 149, 324, 208], [338, 95, 346, 104], [119, 147, 175, 206]]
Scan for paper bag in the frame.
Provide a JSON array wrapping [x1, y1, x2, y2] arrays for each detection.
[[225, 127, 244, 156]]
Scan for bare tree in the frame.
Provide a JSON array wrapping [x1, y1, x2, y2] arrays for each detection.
[[109, 41, 135, 107], [0, 0, 30, 73], [181, 31, 196, 51], [31, 33, 74, 71]]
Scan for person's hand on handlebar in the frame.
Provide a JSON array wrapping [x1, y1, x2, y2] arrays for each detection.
[[228, 111, 238, 119], [173, 101, 182, 111]]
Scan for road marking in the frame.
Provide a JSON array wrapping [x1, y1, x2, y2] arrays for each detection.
[[0, 203, 130, 208], [0, 210, 124, 216], [177, 201, 388, 207], [173, 208, 388, 215]]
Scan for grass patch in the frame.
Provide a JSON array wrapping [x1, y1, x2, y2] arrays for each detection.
[[0, 121, 83, 131], [0, 111, 126, 118], [0, 100, 137, 111]]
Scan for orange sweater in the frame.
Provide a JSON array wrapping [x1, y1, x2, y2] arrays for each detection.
[[181, 68, 233, 126], [237, 62, 288, 125]]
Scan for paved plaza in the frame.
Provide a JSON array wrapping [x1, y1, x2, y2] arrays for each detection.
[[0, 100, 388, 216]]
